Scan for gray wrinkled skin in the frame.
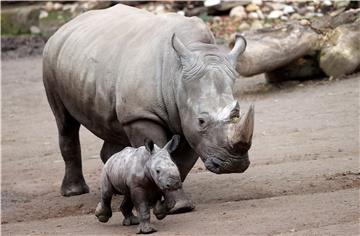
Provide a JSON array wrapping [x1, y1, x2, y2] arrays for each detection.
[[95, 136, 181, 234], [43, 4, 254, 212]]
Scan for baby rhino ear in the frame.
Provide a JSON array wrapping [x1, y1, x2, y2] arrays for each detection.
[[165, 135, 181, 154], [144, 138, 154, 153]]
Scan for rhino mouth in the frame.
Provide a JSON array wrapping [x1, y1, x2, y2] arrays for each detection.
[[158, 176, 182, 191], [204, 154, 250, 174]]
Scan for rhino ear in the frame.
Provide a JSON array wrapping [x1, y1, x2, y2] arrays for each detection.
[[171, 34, 197, 68], [165, 135, 180, 154], [144, 138, 154, 154], [172, 34, 192, 60]]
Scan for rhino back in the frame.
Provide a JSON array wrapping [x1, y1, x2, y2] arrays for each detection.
[[43, 4, 214, 140]]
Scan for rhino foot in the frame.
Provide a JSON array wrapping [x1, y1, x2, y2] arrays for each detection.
[[123, 215, 139, 226], [165, 188, 194, 214], [61, 179, 89, 197], [153, 200, 167, 220], [137, 223, 157, 234], [167, 199, 194, 214], [95, 202, 112, 223]]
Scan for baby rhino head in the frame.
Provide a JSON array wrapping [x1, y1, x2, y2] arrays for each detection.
[[145, 135, 182, 191]]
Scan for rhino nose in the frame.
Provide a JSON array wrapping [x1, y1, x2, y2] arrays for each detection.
[[165, 178, 182, 190], [211, 159, 221, 169]]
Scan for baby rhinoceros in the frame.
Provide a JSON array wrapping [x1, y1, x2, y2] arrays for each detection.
[[95, 135, 182, 234]]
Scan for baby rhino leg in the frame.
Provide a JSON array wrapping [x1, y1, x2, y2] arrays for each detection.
[[95, 173, 113, 223], [121, 195, 139, 226], [131, 190, 156, 234]]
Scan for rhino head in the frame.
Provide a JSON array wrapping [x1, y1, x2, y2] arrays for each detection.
[[172, 34, 254, 174]]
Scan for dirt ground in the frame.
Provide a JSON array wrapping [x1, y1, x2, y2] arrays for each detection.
[[1, 56, 359, 235]]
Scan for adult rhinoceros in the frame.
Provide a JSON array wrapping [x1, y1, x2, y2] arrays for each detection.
[[43, 4, 254, 213]]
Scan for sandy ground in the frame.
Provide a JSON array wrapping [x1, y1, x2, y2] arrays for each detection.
[[1, 56, 359, 235]]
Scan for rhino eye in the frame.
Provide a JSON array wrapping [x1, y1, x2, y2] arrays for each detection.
[[198, 118, 205, 126], [156, 169, 160, 174]]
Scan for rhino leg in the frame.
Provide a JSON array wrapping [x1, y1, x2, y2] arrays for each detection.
[[171, 142, 199, 181], [131, 189, 156, 234], [120, 195, 139, 226], [100, 142, 127, 164], [45, 89, 89, 197], [124, 120, 194, 214], [165, 143, 198, 214], [95, 172, 113, 223]]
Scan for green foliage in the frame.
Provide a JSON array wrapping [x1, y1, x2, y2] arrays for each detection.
[[199, 12, 209, 22], [1, 7, 40, 35]]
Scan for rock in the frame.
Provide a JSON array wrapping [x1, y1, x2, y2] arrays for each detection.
[[334, 0, 350, 9], [283, 5, 295, 15], [306, 5, 315, 12], [261, 5, 271, 13], [297, 7, 308, 16], [256, 9, 265, 19], [209, 1, 251, 12], [320, 22, 360, 77], [229, 6, 247, 20], [248, 12, 259, 20], [268, 10, 283, 19], [212, 16, 222, 24], [268, 2, 287, 10], [62, 3, 80, 14], [300, 19, 311, 26], [263, 22, 273, 28], [238, 22, 250, 31], [204, 0, 221, 7], [246, 3, 259, 12], [251, 0, 263, 5], [81, 1, 111, 11], [311, 8, 360, 31], [154, 4, 166, 14], [251, 20, 263, 29], [39, 10, 48, 19], [30, 25, 40, 34], [323, 0, 332, 7], [44, 2, 54, 11], [53, 3, 63, 11], [305, 12, 316, 18], [184, 6, 207, 16], [177, 10, 185, 16], [290, 13, 302, 20]]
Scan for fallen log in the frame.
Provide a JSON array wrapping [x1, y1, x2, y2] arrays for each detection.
[[233, 8, 360, 81], [319, 20, 360, 77], [233, 21, 320, 77]]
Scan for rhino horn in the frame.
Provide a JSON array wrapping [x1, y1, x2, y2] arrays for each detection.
[[231, 104, 254, 148], [228, 34, 247, 67]]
